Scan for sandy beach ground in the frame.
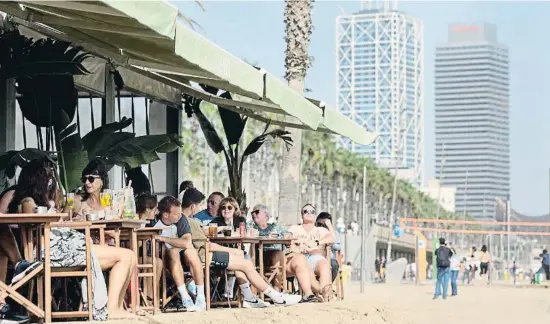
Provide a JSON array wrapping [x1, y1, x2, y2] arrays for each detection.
[[100, 283, 550, 324]]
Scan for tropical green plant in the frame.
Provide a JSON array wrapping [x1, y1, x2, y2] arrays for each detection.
[[185, 87, 292, 210], [0, 30, 183, 191], [0, 117, 183, 190]]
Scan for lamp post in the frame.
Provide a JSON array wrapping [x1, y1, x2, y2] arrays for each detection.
[[435, 143, 446, 237], [461, 170, 469, 249]]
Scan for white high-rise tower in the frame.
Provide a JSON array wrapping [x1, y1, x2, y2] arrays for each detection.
[[336, 0, 424, 185]]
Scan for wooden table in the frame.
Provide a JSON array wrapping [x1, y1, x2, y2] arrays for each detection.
[[0, 213, 64, 323], [90, 219, 146, 314], [257, 237, 294, 297]]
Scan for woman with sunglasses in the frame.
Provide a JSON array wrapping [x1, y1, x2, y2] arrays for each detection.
[[73, 160, 110, 220], [208, 197, 247, 231], [8, 159, 137, 320], [251, 204, 319, 303], [287, 204, 334, 301]]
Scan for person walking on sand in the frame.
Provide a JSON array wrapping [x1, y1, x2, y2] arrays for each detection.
[[433, 238, 452, 300], [450, 247, 460, 296], [479, 245, 490, 284]]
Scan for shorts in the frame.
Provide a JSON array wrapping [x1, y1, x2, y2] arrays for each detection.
[[305, 253, 325, 271], [210, 251, 230, 270], [480, 262, 489, 274]]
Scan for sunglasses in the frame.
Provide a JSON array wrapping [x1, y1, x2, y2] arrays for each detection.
[[251, 210, 260, 216], [302, 209, 315, 215], [81, 175, 101, 184], [208, 199, 218, 206], [221, 205, 234, 211]]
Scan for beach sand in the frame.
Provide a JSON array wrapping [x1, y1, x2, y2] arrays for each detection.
[[98, 283, 550, 324]]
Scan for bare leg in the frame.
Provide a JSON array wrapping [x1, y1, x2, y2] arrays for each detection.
[[228, 249, 248, 285], [0, 253, 7, 305], [310, 274, 321, 294], [165, 249, 185, 287], [226, 255, 269, 292], [314, 258, 332, 300], [0, 225, 22, 264], [286, 253, 314, 296], [93, 245, 136, 319], [182, 248, 204, 285]]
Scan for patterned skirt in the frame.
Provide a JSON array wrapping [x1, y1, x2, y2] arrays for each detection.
[[45, 228, 108, 321]]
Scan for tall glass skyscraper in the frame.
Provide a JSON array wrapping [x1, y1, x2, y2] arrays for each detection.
[[336, 6, 424, 185], [435, 23, 510, 219]]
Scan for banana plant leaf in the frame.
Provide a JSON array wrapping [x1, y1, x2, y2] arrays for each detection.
[[100, 134, 183, 169], [3, 37, 91, 77], [217, 92, 247, 146], [56, 121, 89, 191], [2, 33, 91, 128], [192, 102, 225, 154], [0, 148, 53, 179], [238, 128, 293, 188], [82, 117, 133, 156], [242, 129, 293, 158], [107, 151, 161, 170], [16, 75, 79, 127], [199, 84, 219, 96]]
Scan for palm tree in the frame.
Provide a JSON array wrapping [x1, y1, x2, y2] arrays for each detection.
[[278, 0, 314, 225]]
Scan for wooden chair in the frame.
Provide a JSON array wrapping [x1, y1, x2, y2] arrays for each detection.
[[323, 245, 344, 301], [118, 228, 163, 315], [48, 222, 96, 321], [332, 251, 344, 300], [261, 250, 285, 293], [161, 238, 212, 311]]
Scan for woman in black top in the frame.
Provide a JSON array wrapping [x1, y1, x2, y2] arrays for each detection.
[[209, 197, 247, 231]]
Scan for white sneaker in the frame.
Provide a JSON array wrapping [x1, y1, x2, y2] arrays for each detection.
[[182, 299, 197, 312], [194, 298, 207, 312], [243, 298, 270, 308], [272, 293, 302, 306]]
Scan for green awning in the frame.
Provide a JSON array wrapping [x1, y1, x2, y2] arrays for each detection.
[[307, 99, 378, 146], [0, 0, 376, 146], [0, 0, 323, 129]]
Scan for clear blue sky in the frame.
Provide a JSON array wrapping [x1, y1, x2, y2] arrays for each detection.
[[173, 1, 550, 216]]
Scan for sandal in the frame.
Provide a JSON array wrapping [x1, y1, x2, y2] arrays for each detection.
[[135, 309, 148, 316], [321, 284, 333, 302], [0, 302, 10, 319]]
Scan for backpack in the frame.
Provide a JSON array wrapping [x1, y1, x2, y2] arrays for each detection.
[[436, 246, 451, 268]]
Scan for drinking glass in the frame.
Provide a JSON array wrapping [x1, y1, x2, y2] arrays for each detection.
[[66, 193, 75, 210], [103, 189, 113, 208], [100, 193, 108, 209]]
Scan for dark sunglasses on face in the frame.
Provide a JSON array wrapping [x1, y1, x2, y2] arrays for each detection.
[[251, 210, 260, 216], [208, 200, 217, 206], [302, 209, 315, 215], [221, 205, 234, 211], [81, 175, 100, 184]]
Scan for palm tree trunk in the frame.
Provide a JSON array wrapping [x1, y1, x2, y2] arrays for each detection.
[[278, 0, 313, 226]]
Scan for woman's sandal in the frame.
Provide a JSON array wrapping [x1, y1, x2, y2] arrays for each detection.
[[321, 284, 333, 302]]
